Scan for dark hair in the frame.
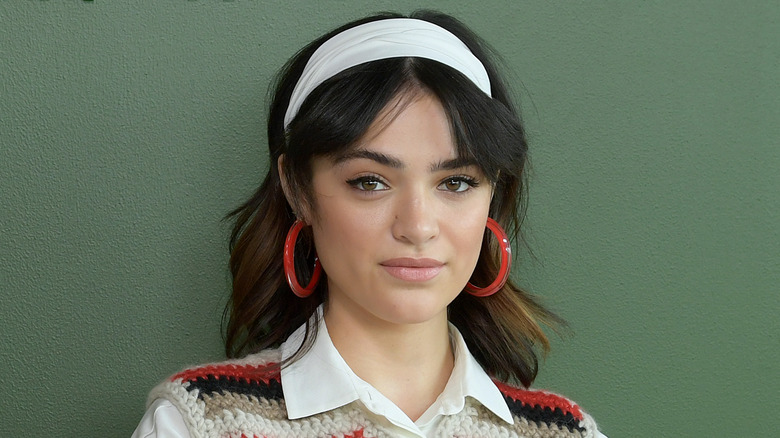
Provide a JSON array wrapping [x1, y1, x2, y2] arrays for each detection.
[[224, 10, 561, 387]]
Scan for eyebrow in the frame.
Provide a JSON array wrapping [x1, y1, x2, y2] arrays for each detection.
[[332, 149, 478, 172], [430, 157, 478, 172], [332, 149, 403, 168]]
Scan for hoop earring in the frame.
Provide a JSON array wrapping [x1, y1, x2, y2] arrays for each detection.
[[283, 220, 322, 298], [465, 218, 512, 297]]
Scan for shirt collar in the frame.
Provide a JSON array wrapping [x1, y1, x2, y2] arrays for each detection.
[[280, 306, 514, 425], [280, 306, 359, 419], [423, 324, 514, 425]]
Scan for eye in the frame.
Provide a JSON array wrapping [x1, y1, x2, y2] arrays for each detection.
[[347, 176, 389, 192], [439, 176, 479, 193]]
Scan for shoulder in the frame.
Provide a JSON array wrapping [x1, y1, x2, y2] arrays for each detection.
[[162, 348, 283, 402], [146, 348, 287, 436], [492, 379, 602, 437]]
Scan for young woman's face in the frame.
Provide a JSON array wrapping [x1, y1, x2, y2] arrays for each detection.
[[309, 92, 492, 327]]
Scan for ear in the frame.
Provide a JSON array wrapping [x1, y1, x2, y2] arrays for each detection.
[[278, 154, 292, 205], [278, 154, 311, 223], [490, 171, 500, 201]]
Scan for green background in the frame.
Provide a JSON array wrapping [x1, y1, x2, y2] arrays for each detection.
[[2, 1, 778, 436]]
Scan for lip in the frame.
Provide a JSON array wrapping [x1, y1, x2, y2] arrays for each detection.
[[380, 258, 444, 282]]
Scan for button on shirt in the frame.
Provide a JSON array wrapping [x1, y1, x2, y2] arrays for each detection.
[[132, 314, 516, 438]]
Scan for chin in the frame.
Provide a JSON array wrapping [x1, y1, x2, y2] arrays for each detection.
[[372, 292, 454, 326]]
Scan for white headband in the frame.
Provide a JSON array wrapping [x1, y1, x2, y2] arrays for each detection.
[[283, 18, 492, 128]]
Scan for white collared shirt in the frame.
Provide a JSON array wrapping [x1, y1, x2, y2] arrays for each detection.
[[132, 312, 515, 438], [280, 309, 515, 437]]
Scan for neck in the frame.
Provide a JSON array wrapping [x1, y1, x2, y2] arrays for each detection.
[[324, 301, 454, 421]]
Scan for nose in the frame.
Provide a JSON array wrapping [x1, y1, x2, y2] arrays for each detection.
[[391, 188, 439, 245]]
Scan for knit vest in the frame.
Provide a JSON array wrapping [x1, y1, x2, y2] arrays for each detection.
[[148, 349, 600, 438]]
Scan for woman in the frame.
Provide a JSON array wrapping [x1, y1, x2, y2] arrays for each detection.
[[133, 10, 606, 438]]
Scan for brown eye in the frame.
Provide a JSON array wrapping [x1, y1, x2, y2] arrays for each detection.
[[440, 177, 475, 193], [360, 180, 379, 191], [347, 176, 389, 191], [444, 179, 463, 191]]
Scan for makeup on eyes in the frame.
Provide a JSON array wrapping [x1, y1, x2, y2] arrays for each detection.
[[345, 173, 481, 194]]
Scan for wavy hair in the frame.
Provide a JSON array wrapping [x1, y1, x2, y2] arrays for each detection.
[[224, 10, 562, 387]]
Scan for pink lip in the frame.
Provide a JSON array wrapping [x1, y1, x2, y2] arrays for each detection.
[[380, 258, 444, 282]]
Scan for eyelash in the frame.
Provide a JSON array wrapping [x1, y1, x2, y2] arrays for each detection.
[[440, 175, 480, 193], [345, 174, 480, 193], [346, 175, 390, 192]]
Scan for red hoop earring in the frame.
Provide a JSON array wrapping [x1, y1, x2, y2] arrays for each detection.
[[465, 218, 512, 297], [283, 220, 322, 298]]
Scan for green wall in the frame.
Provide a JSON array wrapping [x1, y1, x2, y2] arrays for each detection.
[[2, 1, 778, 436]]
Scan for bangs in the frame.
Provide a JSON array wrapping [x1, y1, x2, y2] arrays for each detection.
[[287, 57, 525, 186], [414, 59, 527, 184], [286, 58, 411, 161]]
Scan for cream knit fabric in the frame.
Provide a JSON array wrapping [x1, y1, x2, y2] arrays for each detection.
[[148, 348, 600, 438]]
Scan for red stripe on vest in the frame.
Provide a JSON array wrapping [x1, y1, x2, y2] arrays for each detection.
[[492, 380, 583, 420], [172, 362, 281, 385]]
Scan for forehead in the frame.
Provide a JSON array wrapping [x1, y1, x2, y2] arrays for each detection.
[[332, 91, 459, 164]]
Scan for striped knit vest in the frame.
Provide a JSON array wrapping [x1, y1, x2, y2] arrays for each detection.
[[148, 349, 600, 438]]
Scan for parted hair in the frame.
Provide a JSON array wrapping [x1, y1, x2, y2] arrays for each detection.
[[224, 10, 561, 387]]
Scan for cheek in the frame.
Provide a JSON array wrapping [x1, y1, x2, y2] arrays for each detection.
[[311, 182, 394, 241], [459, 218, 489, 260], [314, 199, 384, 241], [451, 198, 492, 263], [309, 198, 387, 278]]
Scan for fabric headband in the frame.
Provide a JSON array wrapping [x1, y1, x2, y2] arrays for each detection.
[[283, 18, 492, 128]]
